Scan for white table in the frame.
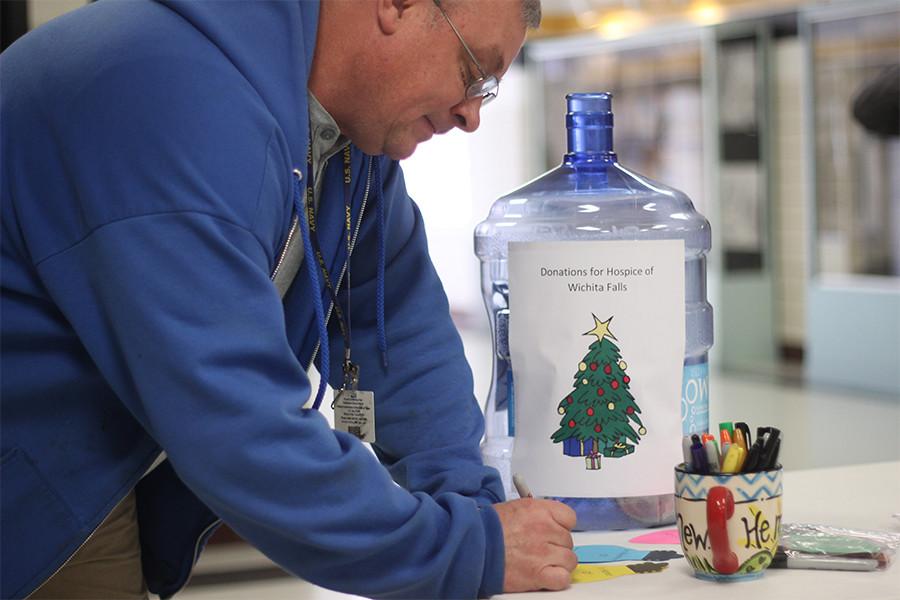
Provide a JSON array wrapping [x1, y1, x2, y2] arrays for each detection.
[[500, 461, 900, 600], [184, 461, 900, 600]]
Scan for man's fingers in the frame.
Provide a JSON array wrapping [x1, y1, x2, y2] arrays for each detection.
[[547, 526, 574, 549], [495, 498, 580, 594], [547, 545, 579, 572], [548, 500, 577, 530], [537, 565, 573, 591]]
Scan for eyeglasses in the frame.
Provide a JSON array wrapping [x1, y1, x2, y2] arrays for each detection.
[[433, 0, 499, 105]]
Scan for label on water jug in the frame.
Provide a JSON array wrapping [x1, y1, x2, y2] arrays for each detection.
[[508, 240, 685, 498], [682, 362, 709, 435]]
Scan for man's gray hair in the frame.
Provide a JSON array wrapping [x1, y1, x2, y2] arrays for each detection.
[[521, 0, 542, 30], [432, 1, 542, 30]]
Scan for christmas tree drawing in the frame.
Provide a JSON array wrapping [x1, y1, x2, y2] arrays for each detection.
[[551, 315, 646, 470]]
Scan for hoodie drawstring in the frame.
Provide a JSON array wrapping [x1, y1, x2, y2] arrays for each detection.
[[373, 160, 388, 369], [293, 169, 329, 410], [292, 157, 389, 411]]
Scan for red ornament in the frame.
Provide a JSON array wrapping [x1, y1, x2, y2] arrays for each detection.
[[568, 419, 576, 428], [590, 362, 598, 371], [626, 406, 634, 415], [566, 395, 574, 404], [611, 380, 619, 390], [596, 387, 605, 397], [594, 424, 603, 433], [587, 407, 594, 416], [604, 364, 612, 374], [623, 375, 630, 384]]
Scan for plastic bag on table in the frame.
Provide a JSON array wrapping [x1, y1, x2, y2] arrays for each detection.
[[779, 523, 900, 570]]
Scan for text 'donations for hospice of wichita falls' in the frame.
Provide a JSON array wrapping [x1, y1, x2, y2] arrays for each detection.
[[539, 266, 658, 293]]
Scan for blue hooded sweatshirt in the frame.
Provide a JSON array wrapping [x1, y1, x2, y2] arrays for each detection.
[[0, 1, 506, 598]]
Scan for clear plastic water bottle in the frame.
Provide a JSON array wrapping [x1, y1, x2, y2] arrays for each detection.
[[474, 93, 713, 529]]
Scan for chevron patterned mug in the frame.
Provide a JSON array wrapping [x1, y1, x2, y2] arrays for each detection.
[[674, 465, 783, 581]]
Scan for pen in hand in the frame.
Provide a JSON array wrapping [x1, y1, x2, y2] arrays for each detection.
[[513, 473, 534, 499]]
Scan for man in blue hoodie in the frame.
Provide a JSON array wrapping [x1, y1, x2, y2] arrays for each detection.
[[1, 0, 578, 598]]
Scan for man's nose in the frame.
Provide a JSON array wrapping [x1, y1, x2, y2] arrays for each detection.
[[451, 96, 483, 133]]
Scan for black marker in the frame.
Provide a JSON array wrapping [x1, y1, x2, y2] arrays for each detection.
[[735, 422, 752, 448], [758, 433, 780, 470], [765, 437, 781, 470], [742, 438, 764, 472]]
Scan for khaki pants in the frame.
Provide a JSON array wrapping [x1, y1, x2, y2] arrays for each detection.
[[29, 491, 148, 600]]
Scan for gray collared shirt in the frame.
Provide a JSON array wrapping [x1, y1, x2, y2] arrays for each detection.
[[308, 92, 350, 196], [272, 93, 350, 298]]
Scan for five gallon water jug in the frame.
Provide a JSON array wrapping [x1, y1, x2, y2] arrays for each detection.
[[475, 93, 713, 530]]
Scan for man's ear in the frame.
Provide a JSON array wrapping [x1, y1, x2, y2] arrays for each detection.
[[376, 0, 418, 35]]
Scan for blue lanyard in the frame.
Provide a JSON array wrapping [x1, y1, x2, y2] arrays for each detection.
[[305, 144, 358, 387]]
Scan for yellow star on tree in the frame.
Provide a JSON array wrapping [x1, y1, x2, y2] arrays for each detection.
[[583, 314, 617, 343]]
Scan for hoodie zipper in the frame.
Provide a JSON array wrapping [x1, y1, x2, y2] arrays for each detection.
[[271, 214, 299, 283], [34, 160, 371, 597], [170, 517, 222, 597], [174, 157, 374, 595], [30, 450, 165, 598], [171, 184, 304, 599]]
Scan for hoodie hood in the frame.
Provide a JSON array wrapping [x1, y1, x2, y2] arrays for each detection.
[[157, 0, 318, 165]]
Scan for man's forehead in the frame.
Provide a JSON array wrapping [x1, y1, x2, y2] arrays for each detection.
[[455, 2, 526, 76]]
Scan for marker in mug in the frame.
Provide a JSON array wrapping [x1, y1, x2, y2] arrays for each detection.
[[719, 426, 732, 460], [764, 437, 782, 470], [721, 443, 745, 473], [513, 473, 534, 499], [719, 422, 734, 446], [690, 434, 709, 474], [704, 439, 721, 473], [742, 438, 764, 473], [735, 422, 752, 448], [758, 430, 781, 470], [733, 426, 748, 454], [682, 435, 694, 470]]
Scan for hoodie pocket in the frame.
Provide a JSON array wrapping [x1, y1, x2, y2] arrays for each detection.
[[1, 447, 81, 599]]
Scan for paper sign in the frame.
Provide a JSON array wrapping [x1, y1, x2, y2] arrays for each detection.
[[509, 240, 685, 498]]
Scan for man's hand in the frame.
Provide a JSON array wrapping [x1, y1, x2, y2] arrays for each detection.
[[493, 498, 578, 592]]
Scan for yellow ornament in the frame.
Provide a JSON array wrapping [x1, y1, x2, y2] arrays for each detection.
[[619, 360, 627, 370], [558, 406, 566, 415], [579, 362, 587, 372], [582, 378, 589, 385], [607, 402, 615, 410], [639, 427, 647, 435]]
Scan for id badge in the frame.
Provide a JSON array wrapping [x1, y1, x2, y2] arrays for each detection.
[[333, 389, 376, 443]]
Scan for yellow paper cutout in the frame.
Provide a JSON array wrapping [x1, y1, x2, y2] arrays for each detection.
[[572, 562, 669, 583]]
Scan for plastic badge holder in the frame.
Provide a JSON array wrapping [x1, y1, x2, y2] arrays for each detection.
[[475, 93, 713, 530]]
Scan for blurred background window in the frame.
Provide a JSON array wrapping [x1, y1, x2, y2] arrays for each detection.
[[811, 12, 899, 277]]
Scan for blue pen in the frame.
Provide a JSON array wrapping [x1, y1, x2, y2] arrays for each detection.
[[690, 435, 709, 474]]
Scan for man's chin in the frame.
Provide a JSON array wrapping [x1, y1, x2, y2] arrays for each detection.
[[384, 141, 419, 161]]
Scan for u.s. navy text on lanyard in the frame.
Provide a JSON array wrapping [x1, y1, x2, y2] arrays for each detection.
[[306, 144, 375, 442]]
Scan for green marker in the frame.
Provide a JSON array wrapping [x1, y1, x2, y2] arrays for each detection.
[[719, 421, 734, 447]]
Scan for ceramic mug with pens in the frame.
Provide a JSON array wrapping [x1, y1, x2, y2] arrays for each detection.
[[675, 464, 783, 580], [676, 423, 784, 580]]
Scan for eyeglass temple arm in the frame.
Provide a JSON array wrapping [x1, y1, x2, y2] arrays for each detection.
[[432, 0, 488, 79]]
